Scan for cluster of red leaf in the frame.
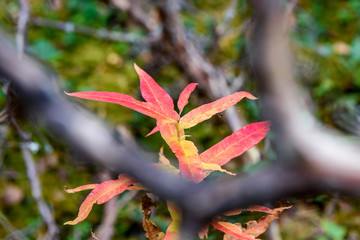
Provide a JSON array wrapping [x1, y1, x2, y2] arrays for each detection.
[[64, 64, 286, 239]]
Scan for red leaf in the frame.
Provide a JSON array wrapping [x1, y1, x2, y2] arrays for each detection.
[[64, 174, 133, 225], [179, 91, 256, 129], [177, 83, 198, 115], [200, 121, 270, 166], [66, 91, 174, 122], [134, 63, 178, 120]]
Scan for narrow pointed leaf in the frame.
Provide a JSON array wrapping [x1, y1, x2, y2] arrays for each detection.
[[65, 184, 98, 193], [177, 83, 198, 115], [211, 221, 256, 240], [168, 138, 203, 182], [146, 126, 159, 137], [134, 63, 178, 120], [66, 91, 174, 121], [224, 204, 292, 217], [179, 91, 256, 129], [200, 121, 270, 166], [64, 174, 133, 225]]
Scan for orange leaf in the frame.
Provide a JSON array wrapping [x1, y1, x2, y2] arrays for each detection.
[[64, 174, 133, 225], [66, 91, 174, 122], [200, 121, 270, 166], [211, 221, 256, 240], [134, 63, 179, 121], [179, 91, 256, 129], [241, 205, 291, 238], [216, 204, 292, 239], [177, 83, 198, 115], [65, 184, 98, 193], [224, 204, 292, 217], [168, 138, 203, 183]]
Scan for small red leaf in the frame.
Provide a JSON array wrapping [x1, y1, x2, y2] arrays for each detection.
[[134, 63, 178, 120], [64, 174, 133, 225], [66, 91, 173, 121], [179, 91, 256, 129], [177, 83, 198, 115], [200, 121, 270, 166]]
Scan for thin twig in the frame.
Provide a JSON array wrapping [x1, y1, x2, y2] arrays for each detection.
[[16, 0, 30, 59], [0, 211, 29, 240], [10, 116, 59, 240], [30, 17, 145, 44]]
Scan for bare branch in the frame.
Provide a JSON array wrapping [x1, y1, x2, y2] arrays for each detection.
[[250, 0, 360, 180]]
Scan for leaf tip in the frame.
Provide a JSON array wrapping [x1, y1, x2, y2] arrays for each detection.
[[245, 92, 258, 100], [64, 220, 76, 225], [133, 62, 143, 75]]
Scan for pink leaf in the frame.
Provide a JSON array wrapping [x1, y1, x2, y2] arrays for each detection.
[[179, 91, 256, 129], [66, 91, 174, 121], [200, 121, 270, 166], [177, 83, 198, 115], [134, 63, 178, 120], [65, 184, 98, 193]]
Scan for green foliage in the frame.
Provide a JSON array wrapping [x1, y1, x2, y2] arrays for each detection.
[[27, 39, 61, 61], [318, 219, 346, 240]]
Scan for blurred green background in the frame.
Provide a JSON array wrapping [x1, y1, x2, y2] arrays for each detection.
[[0, 0, 360, 239]]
